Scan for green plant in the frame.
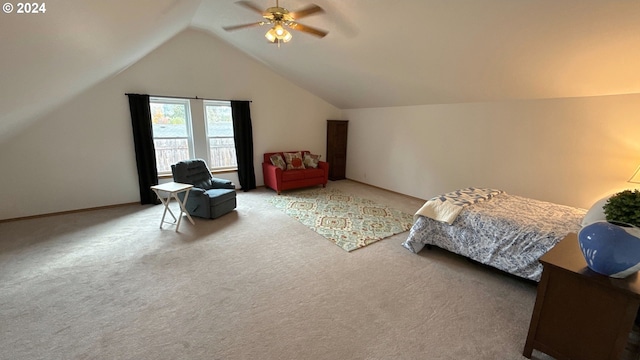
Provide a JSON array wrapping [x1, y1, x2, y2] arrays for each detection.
[[603, 189, 640, 228]]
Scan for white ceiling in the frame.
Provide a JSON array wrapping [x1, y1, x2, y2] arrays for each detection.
[[2, 0, 640, 140], [0, 0, 201, 141], [193, 0, 640, 108]]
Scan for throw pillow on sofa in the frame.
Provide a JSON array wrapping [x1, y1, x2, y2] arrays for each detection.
[[303, 152, 321, 168], [270, 154, 286, 170], [284, 151, 305, 170]]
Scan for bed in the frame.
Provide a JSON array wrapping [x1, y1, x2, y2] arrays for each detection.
[[402, 188, 587, 282]]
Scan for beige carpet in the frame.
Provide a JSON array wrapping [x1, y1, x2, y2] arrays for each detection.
[[0, 180, 569, 360]]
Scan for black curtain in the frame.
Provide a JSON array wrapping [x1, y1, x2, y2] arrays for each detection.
[[127, 94, 160, 204], [231, 100, 257, 191]]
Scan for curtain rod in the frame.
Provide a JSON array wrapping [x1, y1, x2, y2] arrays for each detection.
[[125, 93, 252, 103]]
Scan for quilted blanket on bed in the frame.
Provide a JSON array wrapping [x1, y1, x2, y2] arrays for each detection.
[[414, 187, 504, 225], [402, 193, 586, 281]]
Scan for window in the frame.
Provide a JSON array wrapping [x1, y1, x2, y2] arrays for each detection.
[[204, 101, 237, 170], [150, 98, 194, 174], [149, 97, 237, 175]]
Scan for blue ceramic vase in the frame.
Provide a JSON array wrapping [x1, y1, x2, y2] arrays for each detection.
[[578, 221, 640, 278]]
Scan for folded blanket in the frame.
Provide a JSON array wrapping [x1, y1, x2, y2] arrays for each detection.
[[415, 187, 504, 225]]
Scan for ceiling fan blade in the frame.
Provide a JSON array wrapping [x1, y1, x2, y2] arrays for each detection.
[[223, 22, 264, 31], [289, 4, 324, 20], [288, 22, 328, 38], [235, 1, 265, 15]]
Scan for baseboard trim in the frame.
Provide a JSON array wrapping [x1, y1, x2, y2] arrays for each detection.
[[344, 178, 427, 202], [0, 202, 141, 223], [1, 183, 421, 223]]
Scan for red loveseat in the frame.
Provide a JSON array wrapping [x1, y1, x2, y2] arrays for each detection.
[[262, 151, 329, 194]]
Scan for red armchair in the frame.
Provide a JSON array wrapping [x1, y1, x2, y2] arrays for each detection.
[[262, 151, 329, 194]]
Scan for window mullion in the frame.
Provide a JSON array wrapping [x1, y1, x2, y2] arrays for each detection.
[[189, 98, 208, 163]]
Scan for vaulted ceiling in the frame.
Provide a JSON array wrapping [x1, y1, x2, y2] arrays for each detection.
[[2, 0, 640, 141], [196, 0, 640, 109]]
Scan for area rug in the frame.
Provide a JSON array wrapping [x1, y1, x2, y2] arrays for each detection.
[[267, 188, 414, 252]]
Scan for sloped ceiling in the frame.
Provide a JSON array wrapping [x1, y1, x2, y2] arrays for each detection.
[[2, 0, 640, 141], [194, 0, 640, 109], [0, 0, 201, 142]]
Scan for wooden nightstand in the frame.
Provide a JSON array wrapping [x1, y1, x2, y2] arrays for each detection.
[[523, 233, 640, 360]]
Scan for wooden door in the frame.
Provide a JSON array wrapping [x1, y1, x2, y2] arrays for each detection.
[[327, 120, 348, 180]]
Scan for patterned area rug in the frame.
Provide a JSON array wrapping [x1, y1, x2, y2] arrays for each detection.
[[267, 188, 414, 252]]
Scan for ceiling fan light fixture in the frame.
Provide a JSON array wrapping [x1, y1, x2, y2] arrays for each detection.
[[265, 24, 292, 43], [265, 28, 277, 42], [282, 29, 292, 42], [226, 1, 327, 45]]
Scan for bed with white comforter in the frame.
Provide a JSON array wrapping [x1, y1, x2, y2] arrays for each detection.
[[402, 188, 586, 281]]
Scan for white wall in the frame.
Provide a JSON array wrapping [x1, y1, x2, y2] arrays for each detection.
[[344, 94, 640, 209], [4, 27, 639, 221], [0, 28, 341, 220]]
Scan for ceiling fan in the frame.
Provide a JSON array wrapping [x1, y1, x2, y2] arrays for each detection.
[[223, 0, 328, 46]]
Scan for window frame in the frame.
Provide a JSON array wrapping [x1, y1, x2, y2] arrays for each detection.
[[149, 97, 195, 176], [203, 100, 237, 172]]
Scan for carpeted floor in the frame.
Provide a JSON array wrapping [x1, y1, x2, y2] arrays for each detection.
[[267, 188, 413, 251], [0, 180, 572, 359]]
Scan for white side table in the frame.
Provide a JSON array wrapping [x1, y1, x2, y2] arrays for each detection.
[[150, 182, 195, 232]]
